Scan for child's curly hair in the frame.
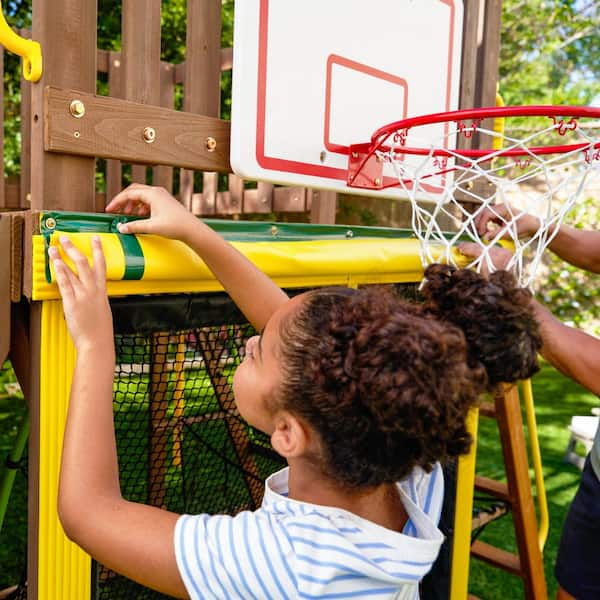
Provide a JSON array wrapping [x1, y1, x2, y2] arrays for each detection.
[[276, 265, 541, 488]]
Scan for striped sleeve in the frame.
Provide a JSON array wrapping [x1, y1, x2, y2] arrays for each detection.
[[174, 511, 297, 599]]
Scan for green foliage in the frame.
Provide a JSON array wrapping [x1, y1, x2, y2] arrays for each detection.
[[500, 0, 600, 106], [535, 197, 600, 335]]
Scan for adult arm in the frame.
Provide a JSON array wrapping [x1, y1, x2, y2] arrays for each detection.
[[106, 184, 289, 332], [52, 237, 188, 599], [474, 203, 600, 273], [532, 300, 600, 396]]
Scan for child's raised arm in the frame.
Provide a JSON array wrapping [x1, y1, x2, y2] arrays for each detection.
[[106, 184, 288, 331], [51, 237, 188, 598]]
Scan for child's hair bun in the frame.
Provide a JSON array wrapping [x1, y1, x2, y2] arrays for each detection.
[[421, 264, 542, 388]]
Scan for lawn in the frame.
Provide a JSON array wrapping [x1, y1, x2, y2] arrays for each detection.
[[0, 359, 597, 596]]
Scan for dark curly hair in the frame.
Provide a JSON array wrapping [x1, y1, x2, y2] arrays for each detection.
[[421, 264, 542, 388], [275, 266, 541, 489]]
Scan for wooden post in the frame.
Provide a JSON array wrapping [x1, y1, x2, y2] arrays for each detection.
[[106, 51, 123, 202], [29, 2, 97, 596], [122, 0, 161, 185], [180, 0, 222, 212], [153, 62, 176, 192], [310, 189, 337, 224]]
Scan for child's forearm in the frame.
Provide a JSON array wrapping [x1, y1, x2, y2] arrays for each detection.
[[182, 219, 289, 331], [58, 342, 120, 535]]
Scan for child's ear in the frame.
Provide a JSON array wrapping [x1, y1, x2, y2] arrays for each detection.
[[271, 412, 310, 458]]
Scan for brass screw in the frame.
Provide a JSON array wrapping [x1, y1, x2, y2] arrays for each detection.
[[74, 131, 81, 138], [271, 226, 278, 236], [352, 151, 358, 159], [143, 127, 156, 143], [320, 150, 327, 162], [45, 217, 56, 230], [466, 181, 474, 190], [206, 137, 217, 152], [25, 193, 31, 204], [69, 99, 86, 118], [374, 177, 381, 186], [345, 230, 354, 239]]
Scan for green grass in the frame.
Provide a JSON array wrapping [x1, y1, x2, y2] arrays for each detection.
[[0, 360, 597, 595]]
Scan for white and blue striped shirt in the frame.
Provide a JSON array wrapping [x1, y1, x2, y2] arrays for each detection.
[[175, 464, 444, 599]]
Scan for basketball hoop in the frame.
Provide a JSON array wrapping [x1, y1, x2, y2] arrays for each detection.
[[346, 105, 600, 287]]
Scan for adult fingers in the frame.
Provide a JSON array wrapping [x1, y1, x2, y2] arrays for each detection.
[[458, 242, 483, 259]]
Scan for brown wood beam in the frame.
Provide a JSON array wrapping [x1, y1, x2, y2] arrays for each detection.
[[44, 87, 231, 173]]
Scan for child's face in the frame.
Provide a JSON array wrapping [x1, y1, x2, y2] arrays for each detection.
[[232, 295, 305, 433]]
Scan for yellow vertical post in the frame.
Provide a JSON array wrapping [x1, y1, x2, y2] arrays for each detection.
[[450, 407, 479, 599], [38, 300, 91, 599]]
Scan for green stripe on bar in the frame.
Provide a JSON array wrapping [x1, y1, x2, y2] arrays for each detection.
[[39, 211, 429, 242], [116, 233, 145, 280]]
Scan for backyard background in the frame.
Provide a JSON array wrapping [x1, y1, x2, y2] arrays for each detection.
[[1, 0, 599, 597]]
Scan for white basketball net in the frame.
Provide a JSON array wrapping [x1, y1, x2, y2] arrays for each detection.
[[379, 114, 600, 288]]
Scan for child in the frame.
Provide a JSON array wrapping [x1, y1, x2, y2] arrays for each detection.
[[51, 184, 541, 599]]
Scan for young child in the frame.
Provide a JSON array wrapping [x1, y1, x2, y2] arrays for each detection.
[[51, 184, 541, 599]]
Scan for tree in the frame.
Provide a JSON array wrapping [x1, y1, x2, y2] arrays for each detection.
[[499, 0, 600, 106]]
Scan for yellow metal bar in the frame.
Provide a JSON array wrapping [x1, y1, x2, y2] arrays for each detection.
[[38, 300, 91, 599], [0, 4, 42, 81], [33, 232, 433, 300], [521, 378, 549, 551], [450, 407, 479, 600]]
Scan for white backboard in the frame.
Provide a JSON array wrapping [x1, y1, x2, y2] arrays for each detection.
[[231, 0, 464, 199]]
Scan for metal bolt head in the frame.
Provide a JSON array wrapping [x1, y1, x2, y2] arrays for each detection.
[[271, 226, 278, 236], [320, 150, 327, 162], [69, 99, 86, 118], [206, 137, 217, 152], [143, 127, 156, 143], [45, 217, 56, 230], [345, 230, 354, 239], [73, 131, 81, 138], [374, 177, 382, 186]]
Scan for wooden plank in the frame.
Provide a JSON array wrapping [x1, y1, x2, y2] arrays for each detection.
[[479, 400, 496, 418], [495, 385, 547, 599], [180, 0, 222, 209], [45, 87, 231, 172], [0, 215, 10, 363], [153, 62, 176, 192], [20, 43, 32, 209], [243, 182, 273, 213], [106, 51, 123, 202], [471, 540, 521, 576], [31, 0, 97, 212], [474, 475, 510, 502], [9, 213, 24, 303], [174, 47, 233, 83], [274, 187, 306, 213], [310, 189, 337, 224], [476, 0, 502, 109], [122, 0, 161, 185]]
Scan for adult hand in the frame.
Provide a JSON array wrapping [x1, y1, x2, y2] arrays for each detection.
[[106, 184, 197, 242], [48, 236, 113, 352], [459, 242, 514, 277], [474, 203, 540, 241]]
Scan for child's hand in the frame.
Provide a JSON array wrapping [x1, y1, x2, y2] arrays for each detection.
[[458, 242, 514, 277], [106, 184, 197, 242], [49, 236, 113, 352]]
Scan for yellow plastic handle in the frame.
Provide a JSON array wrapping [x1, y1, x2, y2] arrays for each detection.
[[0, 5, 42, 81]]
